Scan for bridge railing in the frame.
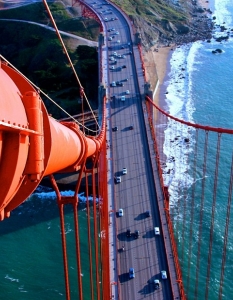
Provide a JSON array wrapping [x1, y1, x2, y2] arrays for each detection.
[[145, 95, 233, 300]]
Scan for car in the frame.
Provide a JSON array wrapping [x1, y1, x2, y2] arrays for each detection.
[[110, 66, 115, 70], [122, 167, 127, 175], [121, 46, 125, 49], [161, 270, 167, 279], [154, 279, 160, 289], [111, 28, 115, 31], [154, 227, 160, 235], [126, 90, 130, 94], [104, 17, 108, 21], [118, 208, 124, 217], [128, 42, 131, 45], [116, 82, 123, 86], [113, 51, 117, 56], [122, 55, 126, 58], [115, 176, 121, 183], [112, 126, 118, 131], [111, 81, 116, 87], [115, 31, 119, 35], [129, 268, 135, 279], [122, 65, 126, 69], [111, 95, 116, 100], [123, 78, 128, 81], [108, 29, 112, 32], [117, 54, 122, 58], [129, 51, 132, 54], [129, 125, 134, 130], [117, 40, 120, 43], [126, 229, 131, 237], [145, 210, 150, 217], [134, 230, 140, 239], [121, 96, 125, 101], [110, 56, 115, 61]]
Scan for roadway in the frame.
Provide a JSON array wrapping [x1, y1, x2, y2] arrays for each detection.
[[85, 1, 178, 299]]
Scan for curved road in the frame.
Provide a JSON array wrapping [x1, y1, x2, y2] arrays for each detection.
[[82, 0, 179, 299]]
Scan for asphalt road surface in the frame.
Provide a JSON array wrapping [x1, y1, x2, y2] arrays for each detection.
[[86, 1, 174, 299]]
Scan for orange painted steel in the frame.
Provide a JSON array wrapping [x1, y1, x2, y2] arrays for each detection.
[[145, 97, 186, 300], [0, 61, 100, 220]]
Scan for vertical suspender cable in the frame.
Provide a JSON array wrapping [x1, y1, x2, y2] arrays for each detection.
[[85, 171, 94, 300], [187, 129, 199, 294], [218, 151, 233, 299], [194, 130, 209, 299], [92, 167, 101, 300], [73, 203, 83, 300], [205, 133, 221, 299]]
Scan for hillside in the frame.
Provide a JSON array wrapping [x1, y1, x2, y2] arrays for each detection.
[[110, 0, 213, 48]]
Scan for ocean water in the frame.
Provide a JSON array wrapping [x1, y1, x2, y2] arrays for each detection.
[[161, 0, 233, 299], [0, 190, 96, 299]]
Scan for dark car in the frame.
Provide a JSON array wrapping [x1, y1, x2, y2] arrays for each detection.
[[145, 210, 150, 217], [126, 229, 131, 237], [116, 81, 123, 86], [134, 230, 140, 239], [112, 126, 118, 132], [122, 65, 126, 69], [129, 125, 134, 130]]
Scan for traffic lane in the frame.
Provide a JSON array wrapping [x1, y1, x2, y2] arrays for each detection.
[[114, 108, 162, 298], [133, 93, 173, 299], [110, 95, 169, 298]]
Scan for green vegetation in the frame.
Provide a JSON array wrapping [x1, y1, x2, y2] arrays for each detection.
[[0, 2, 100, 119], [111, 0, 187, 23]]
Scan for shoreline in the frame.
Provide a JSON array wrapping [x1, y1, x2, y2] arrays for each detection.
[[143, 0, 211, 110]]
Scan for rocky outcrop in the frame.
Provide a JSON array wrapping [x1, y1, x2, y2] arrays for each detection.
[[129, 0, 213, 49]]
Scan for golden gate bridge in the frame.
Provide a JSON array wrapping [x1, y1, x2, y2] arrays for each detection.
[[0, 0, 232, 299]]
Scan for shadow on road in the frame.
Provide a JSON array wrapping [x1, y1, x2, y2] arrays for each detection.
[[142, 230, 154, 239], [138, 282, 154, 295], [134, 212, 145, 221], [119, 272, 133, 283]]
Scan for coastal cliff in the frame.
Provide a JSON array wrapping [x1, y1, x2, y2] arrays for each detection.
[[111, 0, 213, 49]]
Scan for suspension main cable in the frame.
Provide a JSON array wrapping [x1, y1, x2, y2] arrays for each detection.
[[42, 0, 100, 131], [0, 54, 99, 134]]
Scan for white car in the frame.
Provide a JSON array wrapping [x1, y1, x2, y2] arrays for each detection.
[[108, 37, 112, 41], [118, 208, 124, 217], [110, 56, 115, 61], [110, 66, 115, 70], [115, 176, 121, 183], [111, 81, 116, 87], [154, 227, 160, 235], [154, 279, 160, 289], [115, 31, 119, 35], [121, 96, 125, 101], [122, 168, 127, 175], [117, 40, 120, 43], [161, 270, 167, 279], [104, 17, 108, 21], [126, 90, 130, 94]]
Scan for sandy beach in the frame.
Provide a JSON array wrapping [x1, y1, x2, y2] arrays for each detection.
[[142, 0, 210, 108]]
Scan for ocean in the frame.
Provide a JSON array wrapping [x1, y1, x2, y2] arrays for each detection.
[[161, 0, 233, 299], [1, 0, 233, 299], [0, 190, 96, 299]]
